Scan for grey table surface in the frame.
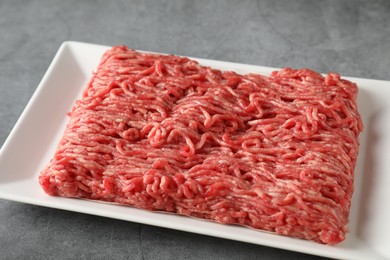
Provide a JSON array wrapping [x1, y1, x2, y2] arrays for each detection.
[[1, 0, 389, 259]]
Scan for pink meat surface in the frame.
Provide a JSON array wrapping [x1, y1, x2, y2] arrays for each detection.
[[39, 46, 363, 245]]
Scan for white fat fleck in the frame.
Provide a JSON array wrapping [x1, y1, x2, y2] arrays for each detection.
[[103, 171, 115, 176]]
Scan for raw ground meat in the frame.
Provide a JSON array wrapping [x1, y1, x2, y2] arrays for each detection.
[[39, 46, 363, 245]]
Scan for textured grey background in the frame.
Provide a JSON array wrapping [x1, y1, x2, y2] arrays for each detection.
[[1, 0, 389, 259]]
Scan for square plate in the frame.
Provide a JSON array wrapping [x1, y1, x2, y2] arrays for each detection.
[[0, 41, 389, 260]]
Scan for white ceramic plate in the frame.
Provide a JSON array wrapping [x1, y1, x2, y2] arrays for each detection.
[[0, 41, 389, 260]]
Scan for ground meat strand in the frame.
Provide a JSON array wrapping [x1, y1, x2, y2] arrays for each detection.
[[39, 46, 363, 245]]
